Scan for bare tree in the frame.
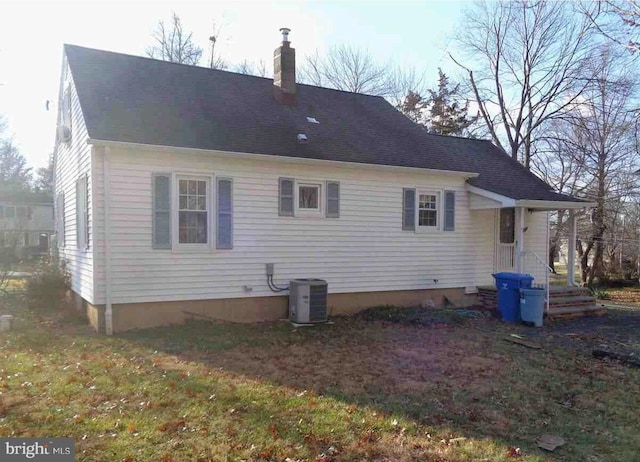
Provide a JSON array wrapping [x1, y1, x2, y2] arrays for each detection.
[[300, 46, 391, 95], [234, 59, 268, 77], [451, 1, 596, 168], [532, 119, 589, 272], [146, 12, 203, 65], [208, 21, 227, 70], [549, 47, 638, 285], [585, 0, 640, 54], [299, 45, 425, 103]]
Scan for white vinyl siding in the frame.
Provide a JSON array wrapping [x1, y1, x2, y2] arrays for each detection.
[[85, 147, 549, 305], [53, 58, 95, 303]]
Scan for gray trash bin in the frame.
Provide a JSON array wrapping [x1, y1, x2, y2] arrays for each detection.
[[519, 288, 546, 327]]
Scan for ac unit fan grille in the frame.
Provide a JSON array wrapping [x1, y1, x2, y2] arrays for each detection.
[[309, 284, 328, 322]]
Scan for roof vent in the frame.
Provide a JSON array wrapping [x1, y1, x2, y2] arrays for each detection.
[[306, 117, 319, 124], [280, 27, 291, 43], [297, 133, 308, 144]]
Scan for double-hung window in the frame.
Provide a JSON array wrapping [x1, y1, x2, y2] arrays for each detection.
[[417, 190, 439, 230], [403, 188, 455, 232], [153, 173, 233, 251], [177, 177, 209, 246]]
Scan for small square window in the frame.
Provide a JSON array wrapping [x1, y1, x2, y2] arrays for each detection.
[[298, 184, 320, 210], [5, 206, 15, 219]]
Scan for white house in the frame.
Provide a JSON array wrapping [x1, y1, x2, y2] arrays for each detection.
[[0, 199, 53, 259], [54, 30, 589, 333]]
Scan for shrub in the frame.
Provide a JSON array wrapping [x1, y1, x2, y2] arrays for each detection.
[[25, 256, 70, 311], [589, 286, 611, 300]]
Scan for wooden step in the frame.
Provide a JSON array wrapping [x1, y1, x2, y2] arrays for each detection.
[[549, 295, 596, 307], [549, 287, 591, 298], [547, 304, 606, 319]]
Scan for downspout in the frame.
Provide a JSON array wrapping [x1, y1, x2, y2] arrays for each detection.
[[545, 211, 550, 314], [515, 207, 525, 273], [103, 147, 113, 335]]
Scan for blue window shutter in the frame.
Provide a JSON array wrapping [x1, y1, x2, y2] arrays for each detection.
[[403, 188, 416, 231], [216, 178, 233, 249], [326, 181, 340, 218], [56, 193, 65, 247], [152, 173, 171, 249], [279, 177, 294, 216], [444, 190, 455, 231]]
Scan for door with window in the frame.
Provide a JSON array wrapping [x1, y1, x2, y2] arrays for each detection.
[[496, 208, 515, 271]]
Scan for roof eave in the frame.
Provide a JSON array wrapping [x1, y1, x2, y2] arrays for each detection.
[[87, 138, 480, 179], [467, 185, 593, 210]]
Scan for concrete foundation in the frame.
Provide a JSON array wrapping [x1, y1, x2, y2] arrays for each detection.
[[79, 287, 477, 333]]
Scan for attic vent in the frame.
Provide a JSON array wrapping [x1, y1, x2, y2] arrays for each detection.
[[306, 117, 319, 124], [297, 133, 308, 144]]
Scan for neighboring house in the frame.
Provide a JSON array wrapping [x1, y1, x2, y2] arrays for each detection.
[[0, 198, 53, 260], [54, 30, 589, 334]]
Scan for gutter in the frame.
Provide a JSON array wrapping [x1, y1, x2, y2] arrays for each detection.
[[86, 138, 480, 179], [515, 199, 596, 210], [103, 147, 113, 335]]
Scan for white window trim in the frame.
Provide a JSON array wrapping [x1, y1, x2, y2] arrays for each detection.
[[295, 181, 323, 217], [172, 173, 214, 252], [415, 189, 442, 233]]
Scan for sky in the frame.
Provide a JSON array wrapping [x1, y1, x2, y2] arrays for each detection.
[[0, 0, 470, 170]]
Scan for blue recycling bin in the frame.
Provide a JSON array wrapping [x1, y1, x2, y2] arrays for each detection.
[[520, 287, 546, 327], [492, 272, 534, 323]]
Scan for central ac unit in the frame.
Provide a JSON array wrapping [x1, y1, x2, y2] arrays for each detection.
[[289, 279, 328, 324]]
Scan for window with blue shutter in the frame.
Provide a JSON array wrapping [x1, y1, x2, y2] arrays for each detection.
[[402, 188, 416, 231], [152, 173, 171, 249], [279, 177, 294, 216], [444, 190, 455, 231], [216, 178, 233, 249], [326, 181, 340, 218]]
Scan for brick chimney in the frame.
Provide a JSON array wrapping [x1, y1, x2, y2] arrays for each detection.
[[274, 27, 296, 105]]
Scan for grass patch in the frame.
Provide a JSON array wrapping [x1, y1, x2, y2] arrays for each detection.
[[355, 305, 470, 327], [602, 286, 640, 308], [589, 287, 611, 300], [1, 304, 640, 460]]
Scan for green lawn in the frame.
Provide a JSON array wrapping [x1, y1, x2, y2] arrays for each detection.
[[1, 303, 640, 461]]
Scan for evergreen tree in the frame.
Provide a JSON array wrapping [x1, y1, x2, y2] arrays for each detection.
[[34, 153, 54, 197], [400, 90, 427, 126], [0, 138, 32, 195], [426, 69, 477, 136]]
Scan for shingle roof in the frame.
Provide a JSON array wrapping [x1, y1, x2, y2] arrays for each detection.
[[65, 44, 582, 203]]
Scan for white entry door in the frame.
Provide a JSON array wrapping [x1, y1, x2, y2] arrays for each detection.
[[496, 208, 516, 271]]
